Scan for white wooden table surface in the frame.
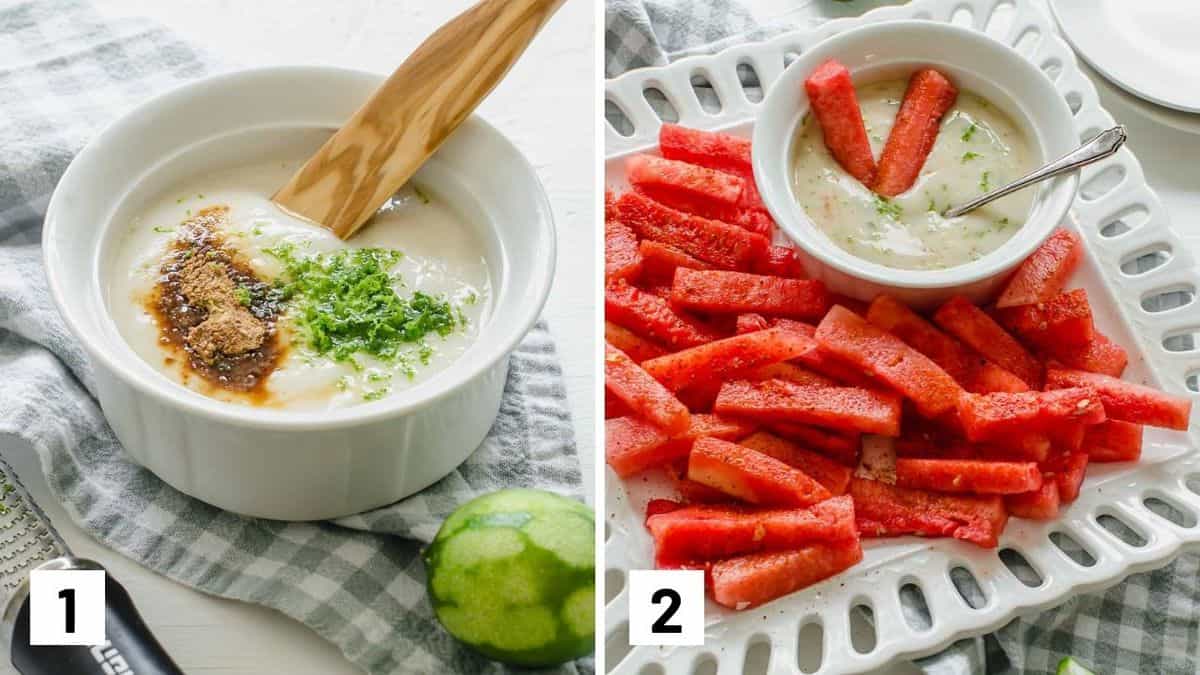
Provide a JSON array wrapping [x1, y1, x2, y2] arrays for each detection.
[[0, 1, 595, 673]]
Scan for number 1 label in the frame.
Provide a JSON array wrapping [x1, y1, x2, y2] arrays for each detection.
[[28, 569, 106, 646], [628, 569, 704, 646], [58, 588, 75, 634]]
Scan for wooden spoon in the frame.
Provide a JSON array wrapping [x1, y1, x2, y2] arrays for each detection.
[[273, 0, 567, 239]]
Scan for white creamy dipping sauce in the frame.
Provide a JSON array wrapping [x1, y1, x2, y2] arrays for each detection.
[[791, 80, 1036, 270], [107, 155, 491, 410]]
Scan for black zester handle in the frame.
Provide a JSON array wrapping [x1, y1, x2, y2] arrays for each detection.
[[9, 571, 183, 675]]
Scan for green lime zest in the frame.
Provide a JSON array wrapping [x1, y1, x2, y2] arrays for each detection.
[[873, 195, 903, 219], [233, 286, 252, 307], [363, 388, 390, 402], [266, 243, 458, 364]]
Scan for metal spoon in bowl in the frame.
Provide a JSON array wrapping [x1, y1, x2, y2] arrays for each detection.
[[942, 125, 1127, 218]]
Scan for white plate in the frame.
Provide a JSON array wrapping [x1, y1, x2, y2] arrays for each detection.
[[1050, 0, 1200, 114], [604, 0, 1200, 673], [1084, 60, 1200, 137]]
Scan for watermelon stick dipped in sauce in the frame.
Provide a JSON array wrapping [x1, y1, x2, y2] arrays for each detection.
[[873, 69, 960, 197], [793, 62, 1036, 270], [803, 59, 877, 185]]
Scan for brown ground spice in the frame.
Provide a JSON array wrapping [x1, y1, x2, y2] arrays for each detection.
[[150, 206, 285, 393]]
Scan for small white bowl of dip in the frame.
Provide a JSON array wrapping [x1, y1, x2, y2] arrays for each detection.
[[43, 66, 556, 520], [753, 20, 1079, 308]]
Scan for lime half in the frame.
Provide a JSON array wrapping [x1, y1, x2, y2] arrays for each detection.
[[425, 488, 595, 667]]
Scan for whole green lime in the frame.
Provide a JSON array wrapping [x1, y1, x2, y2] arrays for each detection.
[[424, 488, 595, 667]]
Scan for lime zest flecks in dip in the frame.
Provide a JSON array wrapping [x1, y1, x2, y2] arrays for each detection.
[[363, 388, 390, 402], [791, 80, 1034, 271], [264, 242, 461, 399], [873, 195, 903, 219]]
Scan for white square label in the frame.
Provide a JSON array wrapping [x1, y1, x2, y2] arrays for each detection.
[[28, 569, 106, 646], [628, 569, 705, 646]]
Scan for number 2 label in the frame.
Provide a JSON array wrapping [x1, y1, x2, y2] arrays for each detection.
[[628, 570, 704, 646], [650, 588, 683, 634]]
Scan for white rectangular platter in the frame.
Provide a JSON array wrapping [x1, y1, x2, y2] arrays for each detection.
[[603, 0, 1200, 673]]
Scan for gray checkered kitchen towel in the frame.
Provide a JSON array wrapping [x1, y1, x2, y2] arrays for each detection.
[[606, 1, 1200, 673], [0, 1, 587, 673]]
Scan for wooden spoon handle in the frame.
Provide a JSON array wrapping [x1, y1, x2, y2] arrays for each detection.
[[273, 0, 567, 238]]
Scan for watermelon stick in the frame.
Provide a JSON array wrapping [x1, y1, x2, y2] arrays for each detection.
[[851, 477, 1008, 548], [866, 295, 1028, 394], [996, 228, 1082, 308], [605, 414, 756, 478], [894, 458, 1042, 495], [606, 279, 721, 350], [671, 268, 830, 320], [616, 191, 769, 270], [804, 59, 878, 186], [605, 342, 691, 434], [688, 436, 832, 507], [738, 431, 853, 494], [641, 327, 817, 391], [626, 154, 773, 238], [1046, 368, 1192, 430], [710, 539, 863, 610], [1006, 481, 1060, 520], [817, 304, 964, 417], [935, 295, 1042, 387], [873, 68, 958, 197], [714, 378, 903, 436], [646, 496, 857, 563], [1085, 420, 1143, 463]]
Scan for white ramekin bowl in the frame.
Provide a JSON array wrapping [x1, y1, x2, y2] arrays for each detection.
[[753, 21, 1079, 308], [43, 66, 556, 520]]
